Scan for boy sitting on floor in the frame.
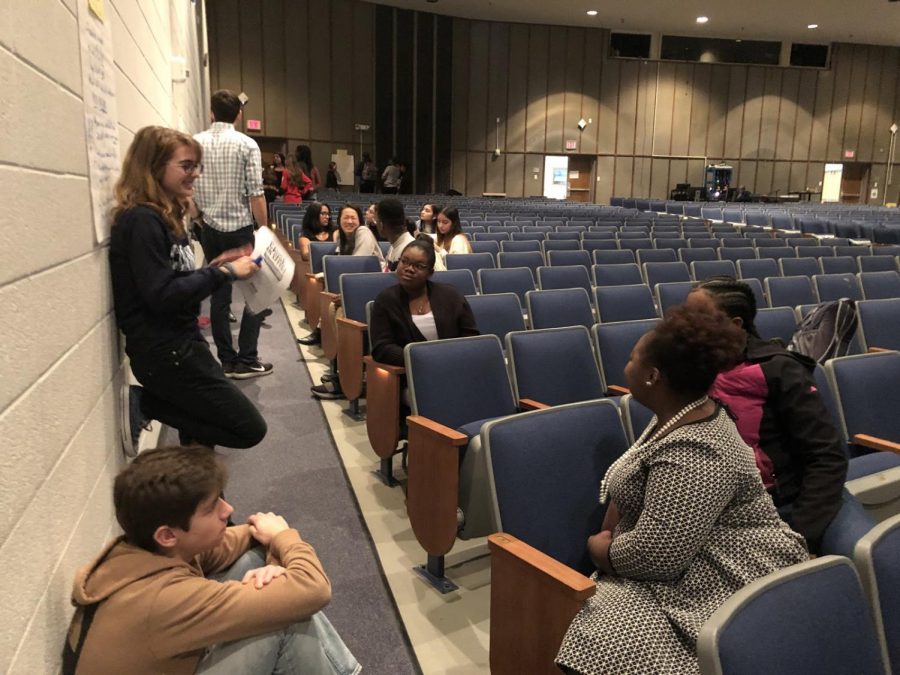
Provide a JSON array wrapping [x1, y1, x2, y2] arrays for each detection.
[[64, 445, 360, 674]]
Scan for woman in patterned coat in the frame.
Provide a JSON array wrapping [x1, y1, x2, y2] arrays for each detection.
[[556, 303, 808, 675]]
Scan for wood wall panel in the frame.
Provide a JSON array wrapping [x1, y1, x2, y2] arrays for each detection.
[[524, 154, 543, 197], [207, 0, 900, 201]]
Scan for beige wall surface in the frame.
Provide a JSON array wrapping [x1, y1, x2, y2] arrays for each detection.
[[208, 0, 900, 201], [0, 1, 207, 671]]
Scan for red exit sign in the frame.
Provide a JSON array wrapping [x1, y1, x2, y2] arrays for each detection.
[[246, 119, 262, 131], [844, 149, 855, 159]]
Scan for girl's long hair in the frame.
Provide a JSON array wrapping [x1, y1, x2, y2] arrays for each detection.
[[285, 155, 307, 189], [112, 126, 201, 239], [337, 204, 364, 255], [436, 206, 463, 248]]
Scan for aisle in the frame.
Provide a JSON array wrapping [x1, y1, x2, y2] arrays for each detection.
[[204, 299, 420, 674]]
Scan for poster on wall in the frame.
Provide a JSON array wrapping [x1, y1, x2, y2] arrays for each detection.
[[77, 0, 121, 244]]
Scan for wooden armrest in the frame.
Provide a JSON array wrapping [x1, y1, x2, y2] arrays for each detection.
[[607, 385, 630, 396], [337, 317, 368, 332], [867, 347, 890, 353], [319, 292, 342, 360], [336, 320, 369, 401], [362, 355, 405, 375], [320, 291, 341, 304], [364, 358, 405, 458], [488, 533, 595, 675], [407, 415, 467, 445], [854, 434, 900, 455], [519, 398, 550, 411], [407, 415, 467, 557]]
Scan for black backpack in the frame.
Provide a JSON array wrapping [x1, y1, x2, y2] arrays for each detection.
[[787, 298, 859, 364], [62, 602, 100, 675]]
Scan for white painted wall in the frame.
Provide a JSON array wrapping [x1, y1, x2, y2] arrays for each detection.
[[0, 1, 207, 671]]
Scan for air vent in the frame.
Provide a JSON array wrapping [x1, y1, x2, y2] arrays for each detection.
[[609, 32, 651, 59], [790, 43, 830, 68]]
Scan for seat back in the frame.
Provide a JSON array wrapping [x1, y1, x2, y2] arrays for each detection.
[[859, 256, 898, 273], [405, 335, 516, 429], [765, 276, 817, 308], [857, 298, 900, 351], [484, 400, 629, 575], [755, 247, 797, 261], [643, 261, 691, 288], [619, 393, 654, 444], [509, 231, 545, 242], [478, 267, 536, 306], [697, 556, 886, 675], [737, 258, 779, 286], [506, 327, 605, 405], [859, 271, 900, 300], [500, 239, 541, 253], [445, 252, 496, 289], [546, 230, 581, 240], [340, 272, 398, 323], [653, 237, 688, 251], [431, 269, 477, 296], [617, 238, 654, 253], [498, 251, 545, 279], [526, 288, 594, 330], [537, 265, 592, 295], [474, 231, 510, 243], [541, 239, 581, 253], [780, 256, 820, 278], [470, 240, 501, 258], [680, 247, 719, 265], [656, 281, 696, 315], [691, 259, 737, 281], [821, 256, 859, 275], [465, 293, 526, 343], [592, 319, 660, 391], [322, 255, 382, 292], [814, 273, 863, 302], [798, 246, 835, 259], [593, 263, 643, 287], [754, 307, 797, 344], [594, 285, 658, 323], [826, 351, 900, 449], [636, 248, 678, 266], [309, 241, 337, 274], [854, 513, 900, 674], [547, 249, 591, 269]]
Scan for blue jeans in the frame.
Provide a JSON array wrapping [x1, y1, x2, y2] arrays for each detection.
[[197, 549, 360, 675]]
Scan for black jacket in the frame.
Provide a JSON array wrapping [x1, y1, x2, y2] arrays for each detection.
[[712, 336, 848, 551], [369, 281, 479, 366], [109, 206, 229, 357]]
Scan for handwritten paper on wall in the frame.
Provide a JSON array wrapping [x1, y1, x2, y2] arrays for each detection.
[[77, 0, 120, 243]]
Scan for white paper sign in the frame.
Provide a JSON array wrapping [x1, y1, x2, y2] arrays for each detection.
[[77, 0, 121, 243], [236, 227, 296, 314]]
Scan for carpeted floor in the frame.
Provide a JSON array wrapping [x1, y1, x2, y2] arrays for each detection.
[[177, 300, 421, 674]]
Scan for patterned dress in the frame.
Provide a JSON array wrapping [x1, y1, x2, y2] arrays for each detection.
[[556, 406, 808, 674]]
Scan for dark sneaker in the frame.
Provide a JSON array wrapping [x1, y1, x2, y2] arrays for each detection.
[[320, 371, 338, 383], [311, 381, 345, 400], [222, 362, 236, 378], [231, 361, 274, 380], [297, 328, 321, 346], [228, 310, 237, 323]]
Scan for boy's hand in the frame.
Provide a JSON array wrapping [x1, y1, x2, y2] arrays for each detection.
[[241, 565, 287, 589], [247, 512, 289, 545]]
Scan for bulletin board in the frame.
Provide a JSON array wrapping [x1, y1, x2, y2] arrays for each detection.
[[331, 152, 355, 186]]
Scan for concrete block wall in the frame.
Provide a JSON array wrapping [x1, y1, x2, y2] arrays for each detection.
[[0, 0, 207, 671]]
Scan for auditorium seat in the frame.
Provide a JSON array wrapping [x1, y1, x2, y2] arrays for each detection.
[[593, 263, 643, 287], [856, 299, 900, 351], [537, 265, 592, 295], [765, 276, 818, 308], [814, 273, 863, 302], [854, 513, 900, 674], [478, 267, 536, 306], [592, 318, 660, 395], [859, 271, 900, 300], [446, 252, 496, 289], [526, 288, 595, 330]]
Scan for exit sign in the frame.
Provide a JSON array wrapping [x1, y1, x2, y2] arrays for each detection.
[[246, 119, 262, 131], [844, 149, 855, 159], [565, 140, 577, 151]]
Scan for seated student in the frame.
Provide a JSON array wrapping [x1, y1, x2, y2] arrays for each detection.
[[364, 202, 385, 241], [296, 202, 335, 347], [557, 304, 808, 675], [369, 239, 478, 367], [65, 445, 359, 675], [685, 277, 850, 553], [376, 198, 446, 272], [416, 203, 441, 235], [434, 206, 472, 259]]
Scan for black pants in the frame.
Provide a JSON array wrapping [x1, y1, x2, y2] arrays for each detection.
[[199, 225, 264, 366], [130, 336, 267, 449]]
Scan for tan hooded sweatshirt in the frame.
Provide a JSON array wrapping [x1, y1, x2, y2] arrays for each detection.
[[66, 525, 331, 674]]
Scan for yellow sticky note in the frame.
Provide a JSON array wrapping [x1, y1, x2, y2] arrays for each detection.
[[88, 0, 104, 21]]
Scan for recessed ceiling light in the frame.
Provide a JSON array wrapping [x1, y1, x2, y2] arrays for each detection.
[[586, 10, 598, 16], [696, 16, 709, 24], [807, 23, 818, 29]]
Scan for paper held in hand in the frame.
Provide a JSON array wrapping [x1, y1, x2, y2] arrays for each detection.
[[237, 227, 295, 314]]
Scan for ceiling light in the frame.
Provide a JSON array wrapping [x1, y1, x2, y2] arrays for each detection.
[[586, 10, 598, 16], [696, 16, 709, 24], [807, 23, 818, 29]]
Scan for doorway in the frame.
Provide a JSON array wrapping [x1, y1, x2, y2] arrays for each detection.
[[543, 156, 569, 200], [840, 162, 870, 204], [566, 155, 595, 203]]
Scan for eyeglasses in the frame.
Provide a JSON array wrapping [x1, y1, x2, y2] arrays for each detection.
[[398, 257, 430, 272], [172, 160, 203, 174]]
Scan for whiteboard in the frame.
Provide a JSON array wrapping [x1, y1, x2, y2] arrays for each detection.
[[331, 153, 355, 186]]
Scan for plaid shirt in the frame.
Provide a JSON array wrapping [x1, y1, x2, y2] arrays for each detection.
[[193, 122, 264, 232]]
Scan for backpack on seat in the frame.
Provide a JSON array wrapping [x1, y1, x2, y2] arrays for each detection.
[[788, 299, 859, 364]]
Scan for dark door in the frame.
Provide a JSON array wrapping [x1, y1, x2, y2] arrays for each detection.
[[840, 163, 870, 204], [567, 156, 595, 203]]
